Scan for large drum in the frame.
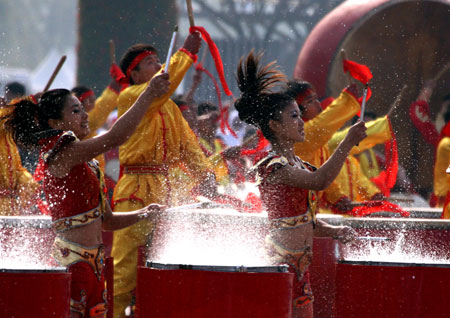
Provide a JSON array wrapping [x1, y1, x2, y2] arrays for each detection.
[[335, 261, 450, 318], [294, 0, 450, 192], [311, 215, 450, 318], [135, 263, 293, 318], [0, 268, 70, 318]]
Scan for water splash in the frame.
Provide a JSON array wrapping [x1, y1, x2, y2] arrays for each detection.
[[341, 223, 450, 265], [0, 216, 57, 270], [148, 207, 271, 267]]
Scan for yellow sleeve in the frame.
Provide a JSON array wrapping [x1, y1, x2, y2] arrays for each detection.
[[351, 156, 380, 201], [0, 128, 34, 189], [87, 87, 118, 135], [294, 91, 360, 159], [328, 116, 392, 155], [322, 179, 347, 204], [433, 137, 450, 197], [358, 149, 381, 179]]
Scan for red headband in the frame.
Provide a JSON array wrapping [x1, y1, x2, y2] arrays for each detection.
[[179, 104, 189, 112], [295, 88, 314, 107], [126, 51, 155, 80], [78, 90, 95, 103]]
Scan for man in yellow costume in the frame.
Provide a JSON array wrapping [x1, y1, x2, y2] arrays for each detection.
[[286, 80, 361, 213], [111, 32, 215, 317], [328, 116, 392, 203], [0, 104, 39, 216]]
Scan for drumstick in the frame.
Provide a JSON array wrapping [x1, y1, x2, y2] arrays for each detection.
[[43, 55, 67, 92], [433, 62, 450, 82], [387, 84, 408, 117], [360, 83, 369, 120], [109, 39, 116, 64], [164, 25, 178, 73], [340, 49, 353, 86], [186, 0, 195, 27], [200, 45, 208, 64]]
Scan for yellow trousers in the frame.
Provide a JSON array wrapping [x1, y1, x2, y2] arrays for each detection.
[[111, 200, 154, 318]]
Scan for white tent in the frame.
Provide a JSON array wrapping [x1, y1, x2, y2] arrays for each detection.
[[30, 48, 76, 93]]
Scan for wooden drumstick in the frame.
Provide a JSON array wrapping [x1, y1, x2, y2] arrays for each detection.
[[109, 39, 116, 64], [186, 0, 195, 27], [43, 55, 67, 92], [433, 62, 450, 82], [387, 84, 408, 117]]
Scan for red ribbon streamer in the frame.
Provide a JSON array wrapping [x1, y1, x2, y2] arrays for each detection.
[[241, 130, 270, 156], [349, 201, 409, 217], [110, 63, 127, 84], [370, 118, 398, 197], [196, 62, 237, 137], [343, 59, 373, 84], [190, 26, 232, 97]]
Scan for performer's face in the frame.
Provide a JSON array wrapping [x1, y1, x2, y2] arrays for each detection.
[[301, 90, 322, 121], [272, 101, 305, 143], [132, 54, 161, 84], [81, 94, 96, 113], [49, 95, 90, 139]]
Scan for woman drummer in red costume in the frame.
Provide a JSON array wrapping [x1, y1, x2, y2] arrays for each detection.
[[4, 72, 169, 318], [234, 51, 367, 318]]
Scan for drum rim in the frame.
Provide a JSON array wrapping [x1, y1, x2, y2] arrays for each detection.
[[146, 261, 289, 273], [338, 259, 450, 268], [0, 267, 67, 273]]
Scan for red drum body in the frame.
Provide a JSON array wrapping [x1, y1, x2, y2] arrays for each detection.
[[135, 263, 293, 318], [335, 261, 450, 318], [0, 268, 70, 318], [311, 215, 450, 318], [0, 216, 69, 317]]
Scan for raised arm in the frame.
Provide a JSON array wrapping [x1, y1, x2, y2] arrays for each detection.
[[49, 73, 170, 177], [269, 121, 367, 190]]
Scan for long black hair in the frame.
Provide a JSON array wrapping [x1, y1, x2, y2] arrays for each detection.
[[234, 50, 293, 143], [4, 89, 72, 147]]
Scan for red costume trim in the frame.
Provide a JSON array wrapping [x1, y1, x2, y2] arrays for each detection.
[[179, 47, 197, 63]]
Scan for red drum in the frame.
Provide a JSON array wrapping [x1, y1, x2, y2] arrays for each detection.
[[310, 216, 450, 318], [0, 268, 70, 318], [135, 263, 293, 318], [335, 261, 450, 318]]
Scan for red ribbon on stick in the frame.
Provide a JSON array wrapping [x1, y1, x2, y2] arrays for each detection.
[[190, 26, 232, 97]]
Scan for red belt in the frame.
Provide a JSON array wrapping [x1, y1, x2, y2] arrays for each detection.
[[123, 164, 169, 175]]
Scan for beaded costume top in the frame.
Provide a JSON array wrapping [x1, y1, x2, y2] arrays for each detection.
[[36, 131, 106, 232], [253, 153, 317, 222]]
